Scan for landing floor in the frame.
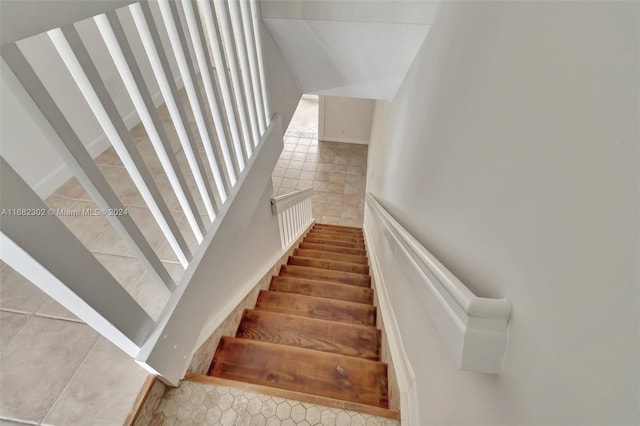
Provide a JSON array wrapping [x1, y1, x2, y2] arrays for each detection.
[[140, 379, 399, 426]]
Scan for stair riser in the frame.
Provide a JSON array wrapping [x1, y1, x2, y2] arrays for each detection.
[[288, 256, 369, 275], [304, 238, 365, 249], [280, 265, 371, 287], [314, 224, 363, 233], [307, 231, 365, 242], [237, 310, 380, 360], [294, 248, 368, 265], [256, 291, 376, 326], [299, 243, 366, 256], [269, 276, 373, 304]]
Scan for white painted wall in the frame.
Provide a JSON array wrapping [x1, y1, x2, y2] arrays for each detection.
[[366, 1, 639, 425], [260, 21, 302, 130], [0, 3, 181, 199], [262, 18, 430, 100], [319, 96, 374, 145]]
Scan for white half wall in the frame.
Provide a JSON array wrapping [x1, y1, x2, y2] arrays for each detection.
[[319, 96, 375, 145], [366, 1, 639, 425]]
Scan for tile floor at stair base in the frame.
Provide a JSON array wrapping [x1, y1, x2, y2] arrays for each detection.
[[141, 379, 399, 426]]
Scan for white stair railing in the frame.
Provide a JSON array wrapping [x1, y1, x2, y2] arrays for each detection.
[[271, 187, 314, 249], [0, 0, 274, 381]]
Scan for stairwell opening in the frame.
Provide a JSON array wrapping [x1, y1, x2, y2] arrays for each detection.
[[272, 94, 368, 228]]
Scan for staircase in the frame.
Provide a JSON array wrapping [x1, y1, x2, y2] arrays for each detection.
[[207, 223, 398, 418]]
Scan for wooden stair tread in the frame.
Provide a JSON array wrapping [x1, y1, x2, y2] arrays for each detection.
[[288, 255, 369, 275], [304, 238, 365, 249], [280, 264, 371, 287], [299, 242, 366, 256], [307, 231, 365, 242], [269, 276, 373, 304], [294, 248, 368, 265], [209, 337, 389, 408], [237, 309, 380, 360], [314, 224, 363, 233], [255, 290, 376, 326]]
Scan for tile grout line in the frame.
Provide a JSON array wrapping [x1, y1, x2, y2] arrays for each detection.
[[39, 336, 101, 426]]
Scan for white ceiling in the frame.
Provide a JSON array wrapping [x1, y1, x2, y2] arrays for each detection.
[[263, 18, 431, 101]]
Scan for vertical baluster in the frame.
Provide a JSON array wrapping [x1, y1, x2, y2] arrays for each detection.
[[131, 2, 219, 219], [156, 0, 231, 200], [277, 212, 285, 249], [238, 0, 265, 134], [49, 26, 192, 267], [96, 12, 204, 243], [249, 0, 270, 124], [196, 0, 248, 168], [1, 46, 175, 291], [180, 0, 240, 182], [1, 158, 155, 356], [286, 209, 293, 246], [213, 0, 254, 156], [224, 0, 260, 146]]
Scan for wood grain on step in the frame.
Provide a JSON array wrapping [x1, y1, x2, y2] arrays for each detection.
[[294, 248, 368, 265], [307, 231, 365, 242], [237, 309, 380, 360], [209, 337, 389, 408], [288, 256, 369, 275], [314, 224, 363, 233], [255, 290, 376, 326], [269, 276, 373, 304], [299, 242, 366, 256], [304, 238, 365, 249], [280, 265, 371, 287]]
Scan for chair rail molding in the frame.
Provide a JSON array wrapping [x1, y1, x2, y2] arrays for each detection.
[[363, 193, 512, 375]]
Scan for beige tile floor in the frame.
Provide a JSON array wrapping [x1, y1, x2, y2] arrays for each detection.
[[144, 379, 399, 426], [273, 96, 367, 228]]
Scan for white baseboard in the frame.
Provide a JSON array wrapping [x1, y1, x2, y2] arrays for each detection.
[[363, 223, 420, 426], [319, 136, 369, 145]]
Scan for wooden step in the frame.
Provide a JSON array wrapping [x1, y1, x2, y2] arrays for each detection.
[[255, 291, 376, 326], [280, 265, 371, 287], [311, 228, 363, 238], [307, 231, 364, 242], [237, 309, 380, 360], [303, 238, 365, 249], [269, 276, 373, 304], [294, 248, 368, 265], [299, 242, 366, 256], [288, 256, 369, 275], [314, 224, 363, 233], [209, 337, 389, 408]]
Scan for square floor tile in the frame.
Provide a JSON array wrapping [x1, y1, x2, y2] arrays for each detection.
[[0, 317, 98, 422], [43, 337, 148, 426]]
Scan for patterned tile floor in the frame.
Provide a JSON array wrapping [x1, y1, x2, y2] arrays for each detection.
[[147, 380, 399, 426], [272, 96, 367, 228]]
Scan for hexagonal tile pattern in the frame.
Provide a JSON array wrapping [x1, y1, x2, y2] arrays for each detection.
[[142, 379, 400, 425]]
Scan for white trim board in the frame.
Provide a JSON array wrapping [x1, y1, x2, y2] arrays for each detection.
[[363, 223, 420, 426], [319, 136, 369, 145], [364, 193, 511, 375]]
